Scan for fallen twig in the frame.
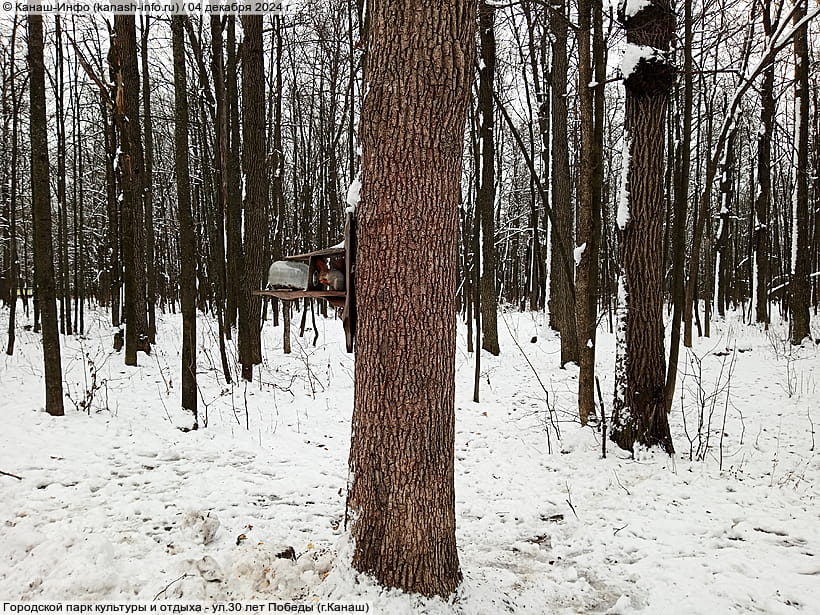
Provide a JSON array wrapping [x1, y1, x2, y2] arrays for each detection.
[[1, 470, 23, 480], [153, 573, 192, 601]]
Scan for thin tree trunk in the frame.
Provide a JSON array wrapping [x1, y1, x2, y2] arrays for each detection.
[[210, 15, 234, 385], [575, 0, 597, 424], [28, 13, 65, 416], [238, 15, 268, 382], [102, 92, 120, 328], [172, 15, 198, 426], [790, 0, 811, 344], [549, 1, 579, 366], [665, 0, 693, 409], [55, 17, 72, 336], [225, 16, 241, 336], [112, 15, 149, 363], [477, 0, 500, 356], [6, 16, 20, 356], [141, 16, 157, 344]]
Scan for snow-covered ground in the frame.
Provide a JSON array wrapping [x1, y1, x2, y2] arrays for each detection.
[[1, 302, 818, 614]]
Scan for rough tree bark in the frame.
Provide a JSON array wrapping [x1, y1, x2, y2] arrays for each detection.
[[347, 0, 474, 597], [752, 2, 775, 326], [790, 0, 811, 345], [172, 16, 198, 424], [477, 0, 500, 356], [611, 0, 675, 454], [112, 15, 149, 364], [238, 15, 268, 381], [575, 0, 598, 424], [28, 13, 65, 416], [549, 0, 579, 366]]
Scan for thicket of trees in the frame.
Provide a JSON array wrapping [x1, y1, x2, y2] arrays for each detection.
[[1, 0, 818, 597]]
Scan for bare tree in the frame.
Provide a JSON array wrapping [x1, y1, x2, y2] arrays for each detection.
[[789, 0, 811, 344], [4, 15, 21, 356], [549, 0, 579, 367], [172, 15, 198, 426], [477, 0, 500, 356], [28, 13, 64, 416], [238, 15, 268, 381]]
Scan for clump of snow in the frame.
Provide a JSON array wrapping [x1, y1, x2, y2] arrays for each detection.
[[345, 176, 361, 214], [622, 0, 651, 18], [621, 43, 664, 80], [574, 242, 587, 266], [617, 134, 632, 230]]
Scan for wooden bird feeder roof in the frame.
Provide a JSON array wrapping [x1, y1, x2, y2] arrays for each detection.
[[252, 214, 356, 352]]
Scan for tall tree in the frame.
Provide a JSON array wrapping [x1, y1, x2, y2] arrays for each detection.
[[141, 16, 157, 344], [111, 15, 149, 364], [28, 13, 64, 416], [575, 0, 600, 424], [238, 15, 268, 381], [210, 15, 234, 384], [5, 15, 20, 356], [789, 0, 811, 344], [347, 0, 475, 597], [665, 0, 694, 409], [611, 0, 676, 454], [477, 0, 500, 356], [752, 1, 777, 326], [549, 0, 579, 367], [172, 15, 198, 426], [225, 16, 242, 335], [55, 16, 72, 336]]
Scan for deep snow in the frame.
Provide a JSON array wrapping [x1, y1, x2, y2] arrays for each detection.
[[1, 302, 818, 614]]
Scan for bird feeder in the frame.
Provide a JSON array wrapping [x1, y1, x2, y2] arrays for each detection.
[[254, 213, 356, 352]]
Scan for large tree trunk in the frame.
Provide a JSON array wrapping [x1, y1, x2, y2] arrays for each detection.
[[790, 0, 811, 345], [347, 0, 474, 597], [611, 1, 675, 454], [172, 16, 198, 424], [28, 14, 64, 416], [238, 15, 268, 381]]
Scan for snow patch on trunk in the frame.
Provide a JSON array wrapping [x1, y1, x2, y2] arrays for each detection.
[[617, 133, 632, 230]]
